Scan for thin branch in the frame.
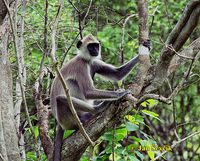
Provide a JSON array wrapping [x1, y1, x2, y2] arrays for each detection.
[[138, 94, 171, 105], [146, 1, 200, 92], [67, 0, 79, 12], [61, 32, 79, 66], [67, 0, 83, 38], [149, 6, 158, 36], [162, 41, 194, 60], [82, 0, 93, 26], [168, 52, 197, 100], [39, 0, 49, 74], [50, 0, 95, 146], [176, 120, 200, 128], [120, 14, 136, 64]]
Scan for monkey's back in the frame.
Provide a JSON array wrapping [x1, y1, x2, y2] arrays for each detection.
[[50, 56, 93, 119]]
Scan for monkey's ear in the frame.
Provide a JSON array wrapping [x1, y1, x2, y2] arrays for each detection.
[[76, 40, 82, 49]]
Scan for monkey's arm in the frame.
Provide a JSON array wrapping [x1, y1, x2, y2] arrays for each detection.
[[93, 55, 138, 81], [93, 44, 150, 81], [84, 88, 131, 100]]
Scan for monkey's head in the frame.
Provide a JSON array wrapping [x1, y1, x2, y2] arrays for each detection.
[[77, 34, 101, 60]]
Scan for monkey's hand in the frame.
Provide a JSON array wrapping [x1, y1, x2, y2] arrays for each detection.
[[117, 89, 132, 99], [139, 39, 152, 55]]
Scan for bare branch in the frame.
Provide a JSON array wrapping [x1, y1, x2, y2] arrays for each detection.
[[82, 0, 92, 26], [168, 37, 200, 75], [120, 14, 136, 64], [33, 68, 53, 160]]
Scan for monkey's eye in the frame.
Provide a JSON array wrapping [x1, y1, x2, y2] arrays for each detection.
[[88, 43, 99, 50]]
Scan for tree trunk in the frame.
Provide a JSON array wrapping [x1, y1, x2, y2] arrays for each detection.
[[0, 1, 21, 160]]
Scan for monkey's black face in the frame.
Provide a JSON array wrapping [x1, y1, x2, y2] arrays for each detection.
[[87, 43, 99, 57]]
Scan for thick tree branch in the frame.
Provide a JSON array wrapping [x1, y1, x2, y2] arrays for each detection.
[[129, 0, 151, 96], [146, 0, 200, 92], [33, 68, 53, 160]]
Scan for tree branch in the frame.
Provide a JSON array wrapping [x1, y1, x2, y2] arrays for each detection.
[[146, 0, 200, 92], [129, 0, 151, 96]]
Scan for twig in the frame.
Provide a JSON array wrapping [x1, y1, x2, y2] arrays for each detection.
[[33, 68, 53, 160], [67, 0, 83, 38], [149, 6, 158, 36], [153, 131, 200, 160], [50, 0, 95, 146], [120, 14, 136, 64], [176, 120, 200, 128], [137, 94, 171, 105], [82, 0, 93, 26], [39, 0, 49, 74], [168, 52, 197, 100], [0, 154, 4, 161], [61, 32, 80, 66], [165, 43, 194, 60], [33, 0, 54, 159]]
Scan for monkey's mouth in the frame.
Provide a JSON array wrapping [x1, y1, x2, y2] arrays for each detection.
[[90, 52, 99, 56]]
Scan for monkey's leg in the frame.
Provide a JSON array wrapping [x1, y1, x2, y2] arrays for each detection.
[[53, 125, 64, 161], [56, 95, 99, 130], [53, 96, 97, 161], [56, 95, 97, 114]]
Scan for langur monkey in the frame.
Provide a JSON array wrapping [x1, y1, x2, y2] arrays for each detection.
[[50, 34, 151, 160]]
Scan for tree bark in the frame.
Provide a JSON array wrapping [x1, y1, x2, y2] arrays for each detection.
[[0, 0, 20, 160], [0, 33, 20, 161]]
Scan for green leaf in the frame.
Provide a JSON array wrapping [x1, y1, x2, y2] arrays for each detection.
[[125, 122, 139, 131], [141, 99, 158, 108], [116, 128, 127, 141], [63, 130, 74, 138], [34, 126, 39, 138], [117, 81, 123, 87], [102, 132, 113, 141], [147, 151, 155, 160], [125, 115, 138, 125], [141, 110, 158, 117], [134, 114, 145, 124], [141, 110, 162, 122]]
